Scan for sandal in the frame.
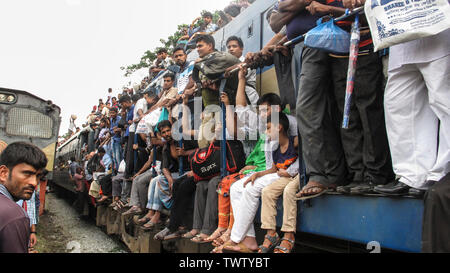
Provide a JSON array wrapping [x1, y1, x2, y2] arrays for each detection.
[[222, 242, 258, 253], [258, 233, 280, 253], [182, 230, 198, 239], [295, 181, 335, 201], [163, 230, 184, 241], [154, 228, 170, 240], [142, 220, 162, 230], [191, 234, 209, 244], [274, 238, 295, 253], [212, 231, 230, 247], [136, 216, 152, 225], [116, 200, 125, 209], [211, 240, 230, 253], [204, 228, 226, 243]]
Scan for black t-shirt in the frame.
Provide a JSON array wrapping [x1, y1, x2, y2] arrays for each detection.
[[0, 194, 30, 253], [162, 140, 198, 173]]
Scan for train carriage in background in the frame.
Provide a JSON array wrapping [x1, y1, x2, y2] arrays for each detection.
[[52, 127, 90, 193], [0, 87, 61, 216]]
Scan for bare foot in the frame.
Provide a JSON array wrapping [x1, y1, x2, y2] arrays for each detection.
[[223, 237, 258, 253]]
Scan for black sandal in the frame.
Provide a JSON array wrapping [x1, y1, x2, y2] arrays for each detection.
[[258, 233, 280, 253]]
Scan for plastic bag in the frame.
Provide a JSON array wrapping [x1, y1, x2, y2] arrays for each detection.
[[304, 17, 351, 54], [154, 107, 169, 133], [365, 0, 450, 51], [118, 160, 126, 173]]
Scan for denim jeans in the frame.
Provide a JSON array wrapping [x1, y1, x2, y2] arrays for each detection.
[[111, 139, 123, 171]]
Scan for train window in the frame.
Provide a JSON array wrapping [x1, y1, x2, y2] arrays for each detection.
[[247, 21, 254, 38], [6, 107, 53, 139]]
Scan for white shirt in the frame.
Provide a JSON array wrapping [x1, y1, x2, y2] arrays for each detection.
[[239, 56, 259, 106], [129, 98, 148, 133], [389, 28, 450, 71]]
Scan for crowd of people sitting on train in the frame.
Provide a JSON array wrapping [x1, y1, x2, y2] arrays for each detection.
[[55, 0, 449, 253]]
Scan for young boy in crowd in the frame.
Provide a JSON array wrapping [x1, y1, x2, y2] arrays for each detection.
[[223, 112, 298, 253]]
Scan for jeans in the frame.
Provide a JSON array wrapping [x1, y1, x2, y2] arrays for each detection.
[[111, 139, 123, 171]]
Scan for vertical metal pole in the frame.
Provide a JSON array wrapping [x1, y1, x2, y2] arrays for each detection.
[[178, 109, 184, 176], [219, 79, 228, 178]]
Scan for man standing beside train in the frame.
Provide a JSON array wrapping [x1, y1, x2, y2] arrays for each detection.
[[0, 142, 48, 253]]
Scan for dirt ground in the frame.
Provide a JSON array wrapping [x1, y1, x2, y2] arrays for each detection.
[[34, 191, 128, 253]]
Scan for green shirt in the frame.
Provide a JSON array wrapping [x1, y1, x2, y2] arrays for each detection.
[[243, 136, 266, 175]]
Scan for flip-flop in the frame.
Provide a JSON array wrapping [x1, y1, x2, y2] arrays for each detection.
[[295, 182, 335, 201], [296, 187, 330, 201]]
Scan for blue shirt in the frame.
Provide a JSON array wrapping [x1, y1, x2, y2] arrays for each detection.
[[110, 116, 122, 142], [125, 104, 135, 137], [275, 0, 324, 40], [102, 153, 112, 172]]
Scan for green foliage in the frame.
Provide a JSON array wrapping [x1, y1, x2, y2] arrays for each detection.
[[121, 23, 190, 77], [121, 7, 224, 78]]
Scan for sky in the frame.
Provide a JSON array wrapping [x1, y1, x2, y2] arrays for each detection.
[[0, 0, 232, 135]]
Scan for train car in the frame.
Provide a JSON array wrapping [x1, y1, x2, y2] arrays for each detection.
[[210, 0, 424, 253], [0, 87, 62, 215], [52, 127, 90, 193]]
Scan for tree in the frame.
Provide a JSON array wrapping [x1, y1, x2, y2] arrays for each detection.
[[120, 8, 224, 77]]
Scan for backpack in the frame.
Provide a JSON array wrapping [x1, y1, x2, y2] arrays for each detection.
[[189, 140, 246, 182], [192, 51, 241, 105]]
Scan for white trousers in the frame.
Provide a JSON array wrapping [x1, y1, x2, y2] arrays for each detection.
[[230, 173, 280, 243], [384, 55, 450, 189]]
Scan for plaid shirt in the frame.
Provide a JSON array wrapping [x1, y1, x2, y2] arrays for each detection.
[[16, 191, 38, 226], [0, 184, 14, 201]]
